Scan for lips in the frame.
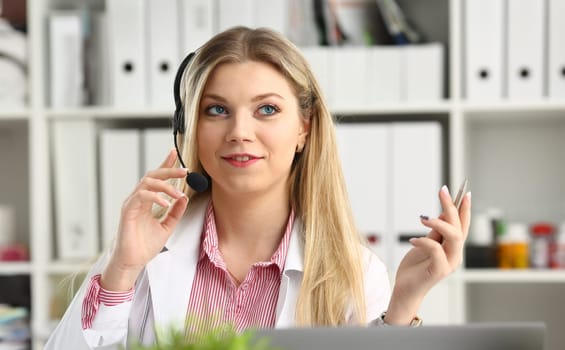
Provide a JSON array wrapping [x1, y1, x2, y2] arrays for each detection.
[[230, 155, 253, 162], [221, 153, 262, 168]]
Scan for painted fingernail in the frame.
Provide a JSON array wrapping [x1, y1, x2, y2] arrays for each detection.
[[420, 215, 429, 221]]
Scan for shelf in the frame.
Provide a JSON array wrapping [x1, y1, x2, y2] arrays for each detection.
[[0, 262, 32, 275], [0, 108, 30, 120], [42, 100, 565, 119], [462, 99, 565, 119], [46, 106, 173, 119], [462, 269, 565, 283], [44, 102, 454, 120], [331, 101, 452, 116]]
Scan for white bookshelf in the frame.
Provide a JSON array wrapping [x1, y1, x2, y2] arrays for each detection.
[[462, 269, 565, 283], [462, 100, 565, 114], [331, 101, 453, 116], [0, 262, 32, 275], [1, 0, 564, 349], [46, 107, 173, 119], [0, 109, 29, 120]]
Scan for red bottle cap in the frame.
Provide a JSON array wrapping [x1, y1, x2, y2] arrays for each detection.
[[531, 223, 555, 236]]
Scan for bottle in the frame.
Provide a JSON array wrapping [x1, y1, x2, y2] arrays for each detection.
[[529, 222, 556, 269], [497, 222, 529, 269], [466, 213, 497, 268], [555, 223, 565, 269]]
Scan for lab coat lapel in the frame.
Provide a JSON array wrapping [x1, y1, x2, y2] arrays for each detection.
[[275, 218, 304, 327], [145, 195, 209, 336]]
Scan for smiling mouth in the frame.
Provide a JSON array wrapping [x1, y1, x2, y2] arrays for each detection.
[[221, 154, 262, 166], [230, 155, 253, 161]]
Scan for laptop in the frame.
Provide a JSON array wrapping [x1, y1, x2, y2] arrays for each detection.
[[254, 322, 546, 350]]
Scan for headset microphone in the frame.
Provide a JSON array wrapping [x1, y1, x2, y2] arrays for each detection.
[[186, 172, 209, 192], [173, 51, 209, 193]]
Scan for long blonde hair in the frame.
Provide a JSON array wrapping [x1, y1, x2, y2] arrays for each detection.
[[176, 27, 367, 326]]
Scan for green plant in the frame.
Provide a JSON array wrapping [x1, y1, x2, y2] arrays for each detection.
[[127, 324, 278, 350]]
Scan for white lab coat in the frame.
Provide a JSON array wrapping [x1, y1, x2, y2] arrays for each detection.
[[45, 195, 391, 349]]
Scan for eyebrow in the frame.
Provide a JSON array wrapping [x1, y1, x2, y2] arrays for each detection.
[[201, 93, 285, 102]]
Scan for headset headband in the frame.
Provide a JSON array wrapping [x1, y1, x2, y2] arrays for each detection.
[[173, 51, 195, 135]]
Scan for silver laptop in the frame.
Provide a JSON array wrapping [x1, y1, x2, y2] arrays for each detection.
[[254, 323, 546, 350]]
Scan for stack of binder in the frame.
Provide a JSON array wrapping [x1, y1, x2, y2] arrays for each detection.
[[52, 123, 174, 259], [302, 44, 444, 109], [49, 0, 445, 110], [335, 121, 443, 273], [335, 120, 448, 324], [99, 127, 172, 250], [48, 0, 297, 109], [465, 0, 565, 101]]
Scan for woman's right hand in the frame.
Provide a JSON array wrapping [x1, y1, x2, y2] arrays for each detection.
[[100, 149, 189, 291]]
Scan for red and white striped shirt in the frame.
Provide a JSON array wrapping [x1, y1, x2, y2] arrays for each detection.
[[186, 203, 293, 334], [81, 274, 135, 329], [81, 202, 294, 334]]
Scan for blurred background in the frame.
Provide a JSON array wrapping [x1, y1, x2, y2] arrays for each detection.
[[0, 0, 564, 349]]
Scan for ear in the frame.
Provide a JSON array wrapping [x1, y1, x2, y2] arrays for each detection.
[[296, 119, 310, 153], [298, 118, 310, 143]]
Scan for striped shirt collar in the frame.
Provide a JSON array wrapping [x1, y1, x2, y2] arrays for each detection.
[[199, 201, 295, 272]]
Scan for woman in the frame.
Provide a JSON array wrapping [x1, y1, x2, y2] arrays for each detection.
[[46, 26, 470, 349]]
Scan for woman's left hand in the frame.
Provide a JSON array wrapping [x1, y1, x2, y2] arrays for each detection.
[[385, 185, 471, 325]]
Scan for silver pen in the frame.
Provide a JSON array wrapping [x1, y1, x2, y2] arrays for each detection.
[[453, 178, 469, 209]]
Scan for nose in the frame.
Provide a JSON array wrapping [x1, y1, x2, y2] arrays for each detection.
[[225, 110, 255, 143]]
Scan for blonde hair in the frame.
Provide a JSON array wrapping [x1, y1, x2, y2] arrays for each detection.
[[176, 27, 367, 326]]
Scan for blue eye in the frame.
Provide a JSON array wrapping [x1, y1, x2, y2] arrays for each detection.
[[258, 104, 279, 116], [206, 105, 228, 116]]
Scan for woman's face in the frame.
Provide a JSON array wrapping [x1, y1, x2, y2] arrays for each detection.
[[197, 61, 309, 198]]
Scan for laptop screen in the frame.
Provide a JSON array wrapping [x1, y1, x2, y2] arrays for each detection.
[[254, 322, 546, 350]]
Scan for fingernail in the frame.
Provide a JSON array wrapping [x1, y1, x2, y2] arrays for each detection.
[[466, 191, 472, 203], [420, 215, 429, 221], [441, 185, 449, 195], [409, 237, 419, 244]]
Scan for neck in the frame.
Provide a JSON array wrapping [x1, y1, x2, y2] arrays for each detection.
[[211, 188, 291, 261]]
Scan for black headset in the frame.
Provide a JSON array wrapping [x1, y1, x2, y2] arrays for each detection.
[[172, 51, 209, 192]]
